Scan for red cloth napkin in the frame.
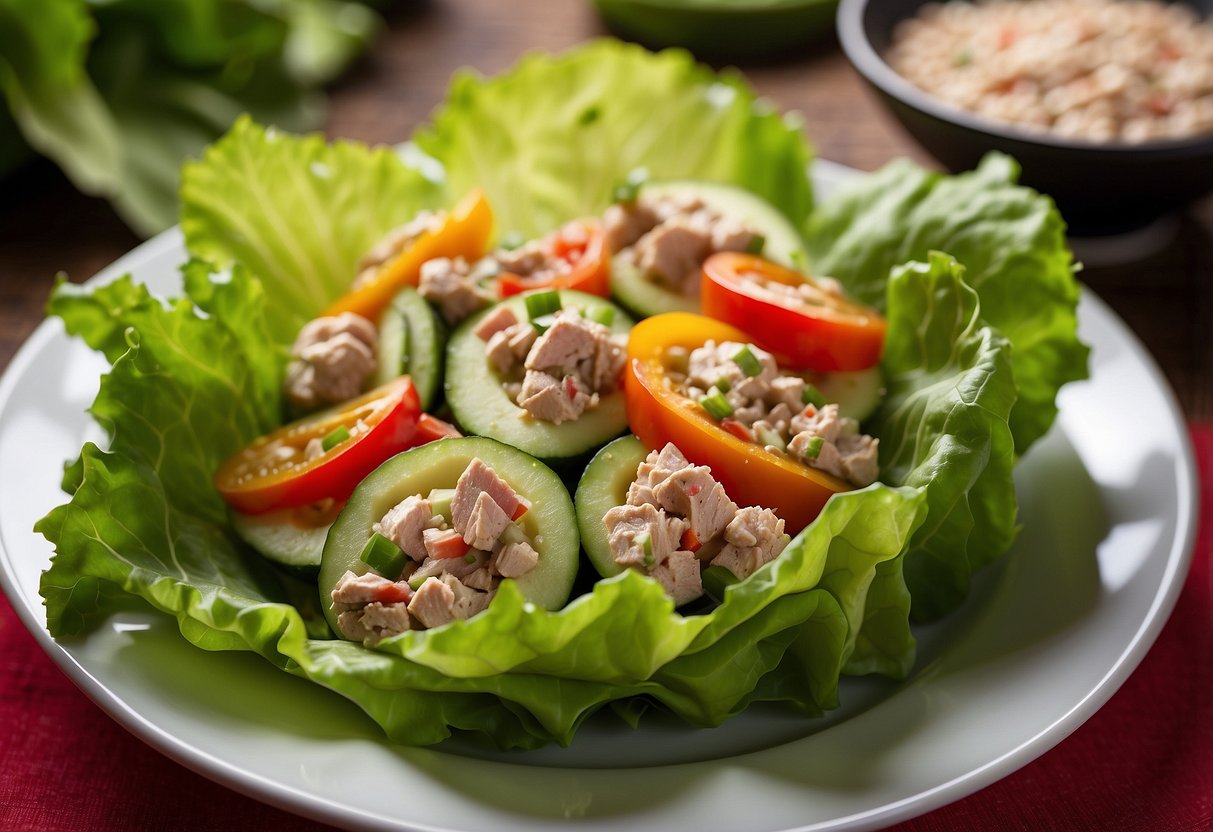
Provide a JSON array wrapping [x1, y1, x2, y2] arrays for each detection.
[[3, 430, 1211, 832]]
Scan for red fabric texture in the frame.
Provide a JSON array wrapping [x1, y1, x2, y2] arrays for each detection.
[[2, 429, 1210, 832]]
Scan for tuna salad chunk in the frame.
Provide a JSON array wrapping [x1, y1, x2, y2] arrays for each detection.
[[475, 307, 626, 425], [678, 340, 880, 488], [418, 256, 495, 325], [330, 458, 539, 642], [603, 442, 791, 604], [605, 193, 759, 294], [283, 312, 378, 410]]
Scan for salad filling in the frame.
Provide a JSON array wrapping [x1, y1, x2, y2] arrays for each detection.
[[675, 339, 879, 488], [606, 191, 762, 295], [604, 442, 790, 605], [330, 457, 538, 642], [283, 312, 379, 410], [475, 300, 627, 425]]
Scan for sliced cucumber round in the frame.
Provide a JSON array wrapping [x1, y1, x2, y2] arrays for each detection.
[[610, 180, 810, 319], [574, 434, 650, 579], [374, 287, 447, 410], [444, 290, 634, 462], [809, 365, 885, 423], [230, 507, 335, 576], [319, 436, 579, 636]]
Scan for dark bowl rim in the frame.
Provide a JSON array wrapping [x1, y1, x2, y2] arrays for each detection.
[[836, 0, 1213, 155]]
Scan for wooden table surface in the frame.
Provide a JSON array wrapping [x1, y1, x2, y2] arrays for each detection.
[[2, 0, 1210, 419]]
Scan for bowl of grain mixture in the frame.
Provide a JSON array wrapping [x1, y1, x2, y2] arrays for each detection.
[[837, 0, 1213, 235]]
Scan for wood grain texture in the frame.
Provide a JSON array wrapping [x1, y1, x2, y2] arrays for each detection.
[[1, 0, 1209, 418]]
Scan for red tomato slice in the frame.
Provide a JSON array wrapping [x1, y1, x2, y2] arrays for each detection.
[[700, 252, 886, 372], [215, 377, 422, 514], [497, 220, 611, 298]]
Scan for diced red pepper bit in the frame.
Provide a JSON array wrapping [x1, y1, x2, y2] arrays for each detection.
[[1149, 93, 1174, 116], [510, 500, 530, 521], [680, 528, 702, 553], [1159, 41, 1182, 61], [687, 483, 702, 497], [564, 376, 578, 400], [721, 418, 753, 442], [372, 581, 414, 604], [424, 528, 472, 559], [802, 404, 818, 419], [996, 25, 1018, 49]]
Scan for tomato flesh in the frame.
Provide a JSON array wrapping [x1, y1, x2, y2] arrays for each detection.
[[700, 252, 886, 372], [624, 312, 850, 533], [214, 376, 422, 514], [497, 220, 611, 298]]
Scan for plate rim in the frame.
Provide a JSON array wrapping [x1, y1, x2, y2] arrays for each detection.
[[0, 166, 1198, 832]]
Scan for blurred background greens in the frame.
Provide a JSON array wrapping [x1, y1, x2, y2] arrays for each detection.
[[0, 0, 389, 236]]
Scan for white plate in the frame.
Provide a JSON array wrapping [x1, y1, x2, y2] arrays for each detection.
[[0, 162, 1196, 831]]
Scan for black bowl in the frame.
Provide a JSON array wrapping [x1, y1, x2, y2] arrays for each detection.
[[837, 0, 1213, 235]]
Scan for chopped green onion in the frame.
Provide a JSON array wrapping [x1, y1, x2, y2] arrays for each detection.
[[802, 383, 826, 408], [525, 289, 562, 320], [464, 552, 479, 564], [321, 425, 351, 452], [732, 345, 763, 378], [790, 250, 809, 273], [359, 533, 406, 579], [587, 305, 615, 327], [755, 424, 787, 453], [803, 436, 824, 459], [637, 531, 655, 568], [745, 234, 767, 255], [578, 104, 601, 126], [611, 167, 649, 203], [531, 313, 558, 334], [714, 377, 731, 393], [426, 488, 455, 522], [407, 574, 428, 590], [700, 390, 734, 420], [499, 231, 526, 251]]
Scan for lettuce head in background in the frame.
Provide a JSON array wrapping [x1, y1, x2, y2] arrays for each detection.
[[0, 0, 386, 237], [36, 41, 1086, 748]]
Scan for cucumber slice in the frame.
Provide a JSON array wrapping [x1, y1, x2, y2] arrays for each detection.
[[574, 435, 650, 579], [374, 287, 447, 410], [230, 507, 333, 576], [610, 180, 810, 319], [319, 436, 579, 636], [809, 366, 885, 423], [445, 290, 634, 462]]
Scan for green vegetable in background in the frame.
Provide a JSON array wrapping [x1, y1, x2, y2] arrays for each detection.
[[35, 41, 1086, 748], [0, 0, 384, 237]]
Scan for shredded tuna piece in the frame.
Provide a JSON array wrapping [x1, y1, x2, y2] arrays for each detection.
[[283, 313, 378, 410], [627, 443, 694, 507], [603, 200, 660, 251], [336, 610, 371, 642], [485, 322, 538, 376], [463, 567, 497, 591], [422, 527, 471, 560], [373, 495, 439, 562], [687, 340, 779, 403], [787, 404, 880, 487], [358, 601, 412, 642], [330, 570, 402, 609], [711, 506, 788, 580], [649, 549, 704, 606], [462, 491, 512, 551], [418, 257, 493, 325], [473, 305, 520, 342], [632, 218, 712, 293], [411, 549, 487, 582], [444, 575, 494, 620], [452, 458, 530, 533], [651, 466, 738, 544], [516, 369, 594, 424], [407, 577, 456, 629], [495, 540, 539, 578], [603, 502, 686, 569]]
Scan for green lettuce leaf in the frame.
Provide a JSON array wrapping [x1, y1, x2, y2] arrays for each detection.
[[0, 0, 383, 236], [870, 252, 1019, 622], [180, 116, 447, 342], [413, 39, 814, 240], [805, 154, 1087, 455]]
